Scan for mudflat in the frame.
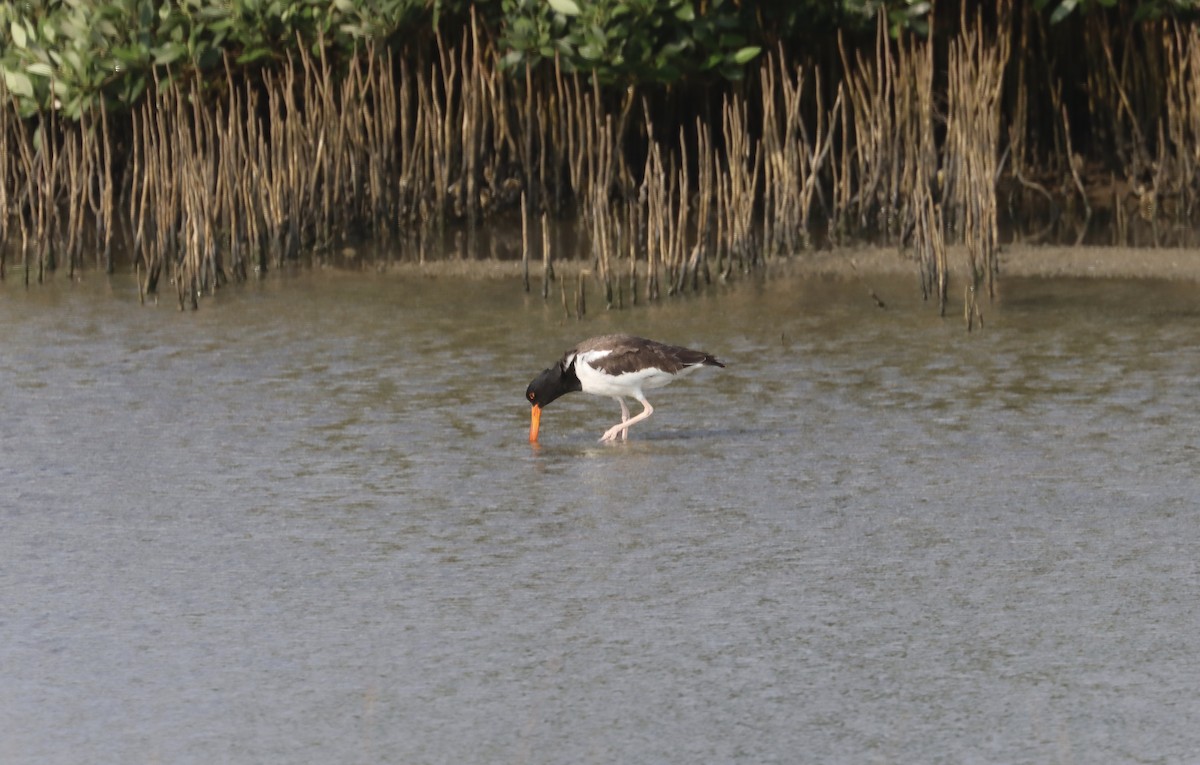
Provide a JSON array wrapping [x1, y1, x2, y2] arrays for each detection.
[[367, 244, 1200, 282]]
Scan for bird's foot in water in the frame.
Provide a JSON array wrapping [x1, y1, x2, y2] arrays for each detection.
[[599, 424, 629, 443]]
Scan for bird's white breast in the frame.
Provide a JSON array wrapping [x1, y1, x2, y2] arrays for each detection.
[[572, 349, 694, 398]]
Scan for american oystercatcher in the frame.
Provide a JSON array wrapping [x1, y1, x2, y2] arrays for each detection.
[[526, 334, 725, 443]]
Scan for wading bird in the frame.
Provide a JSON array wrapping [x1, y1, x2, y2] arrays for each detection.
[[525, 334, 725, 443]]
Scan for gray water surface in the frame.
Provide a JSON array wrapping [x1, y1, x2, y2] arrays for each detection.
[[2, 270, 1198, 764]]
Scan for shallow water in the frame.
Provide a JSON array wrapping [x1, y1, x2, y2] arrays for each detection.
[[2, 268, 1198, 763]]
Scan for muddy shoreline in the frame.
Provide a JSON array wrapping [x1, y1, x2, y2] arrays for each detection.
[[364, 245, 1200, 282]]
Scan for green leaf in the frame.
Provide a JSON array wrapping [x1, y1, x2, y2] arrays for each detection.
[[675, 2, 695, 21], [732, 45, 760, 65], [63, 50, 84, 76], [3, 69, 34, 98], [547, 0, 582, 17], [236, 47, 275, 65], [112, 45, 149, 66], [26, 62, 55, 78], [661, 40, 688, 57], [153, 42, 187, 65], [579, 42, 602, 60], [11, 20, 28, 49], [1049, 0, 1078, 24]]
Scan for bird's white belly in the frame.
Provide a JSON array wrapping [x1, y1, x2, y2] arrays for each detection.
[[575, 357, 693, 398]]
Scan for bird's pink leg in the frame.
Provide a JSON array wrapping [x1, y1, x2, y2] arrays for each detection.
[[600, 398, 653, 442], [600, 398, 630, 442]]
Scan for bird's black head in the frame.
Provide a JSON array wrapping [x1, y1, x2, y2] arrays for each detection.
[[525, 362, 581, 409]]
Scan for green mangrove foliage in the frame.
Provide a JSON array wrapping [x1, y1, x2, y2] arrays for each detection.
[[0, 0, 1023, 121], [498, 0, 760, 83], [0, 0, 428, 118], [6, 0, 1198, 121], [1034, 0, 1200, 24], [0, 0, 777, 120]]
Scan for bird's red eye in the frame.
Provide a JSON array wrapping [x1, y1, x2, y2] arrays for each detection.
[[528, 392, 535, 400]]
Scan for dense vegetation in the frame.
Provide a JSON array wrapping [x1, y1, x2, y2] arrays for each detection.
[[6, 1, 1197, 119], [4, 0, 1200, 312]]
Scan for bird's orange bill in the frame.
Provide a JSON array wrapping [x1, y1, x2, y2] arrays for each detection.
[[529, 404, 542, 443]]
